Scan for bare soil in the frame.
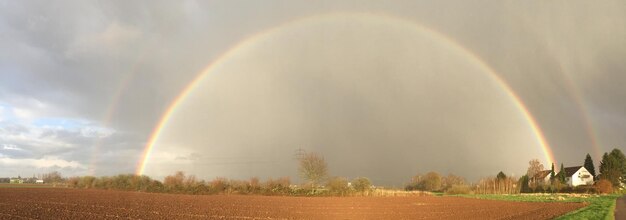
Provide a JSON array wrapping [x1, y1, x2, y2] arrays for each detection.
[[0, 188, 585, 219]]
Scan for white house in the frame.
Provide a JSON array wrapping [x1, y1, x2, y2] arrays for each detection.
[[558, 166, 594, 187], [36, 179, 44, 184]]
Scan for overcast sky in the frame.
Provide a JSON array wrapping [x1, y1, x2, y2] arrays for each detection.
[[1, 0, 625, 186]]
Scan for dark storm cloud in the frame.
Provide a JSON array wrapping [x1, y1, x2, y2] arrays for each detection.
[[0, 0, 625, 184]]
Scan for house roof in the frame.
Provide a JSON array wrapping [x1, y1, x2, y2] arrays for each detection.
[[558, 166, 583, 177], [534, 170, 552, 179]]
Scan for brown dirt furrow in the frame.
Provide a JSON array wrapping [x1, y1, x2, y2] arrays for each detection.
[[0, 212, 37, 220], [0, 188, 585, 219]]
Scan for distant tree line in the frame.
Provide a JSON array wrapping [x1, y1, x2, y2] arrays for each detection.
[[403, 148, 626, 195], [405, 172, 471, 194], [65, 171, 372, 196], [34, 148, 626, 196], [66, 172, 295, 195], [404, 171, 517, 195], [63, 151, 373, 196]]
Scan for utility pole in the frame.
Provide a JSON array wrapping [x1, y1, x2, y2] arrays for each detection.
[[294, 148, 306, 160]]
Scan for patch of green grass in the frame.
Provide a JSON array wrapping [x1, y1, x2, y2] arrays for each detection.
[[555, 195, 618, 220], [453, 194, 620, 220], [430, 192, 444, 196]]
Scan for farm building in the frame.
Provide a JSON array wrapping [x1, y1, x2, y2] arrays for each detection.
[[556, 166, 594, 187], [36, 179, 44, 184], [10, 178, 24, 184], [532, 170, 552, 184]]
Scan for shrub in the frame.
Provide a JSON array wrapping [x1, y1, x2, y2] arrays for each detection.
[[79, 176, 97, 189], [146, 180, 164, 192], [249, 177, 261, 194], [595, 179, 613, 194], [405, 171, 442, 192], [352, 177, 372, 193], [445, 184, 471, 195], [210, 178, 229, 194], [572, 185, 596, 194], [164, 171, 185, 192], [66, 177, 80, 187], [229, 179, 251, 194], [421, 172, 442, 191], [405, 182, 419, 191], [264, 177, 291, 195], [326, 177, 351, 196], [550, 180, 565, 193]]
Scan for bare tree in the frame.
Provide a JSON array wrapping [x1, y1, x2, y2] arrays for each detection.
[[527, 159, 544, 192], [42, 171, 63, 184], [298, 152, 328, 188], [441, 174, 465, 191], [527, 159, 544, 181], [474, 176, 519, 194]]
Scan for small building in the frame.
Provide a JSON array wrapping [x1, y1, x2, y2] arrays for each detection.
[[9, 178, 23, 184], [532, 170, 552, 184], [557, 166, 594, 187], [36, 179, 44, 184]]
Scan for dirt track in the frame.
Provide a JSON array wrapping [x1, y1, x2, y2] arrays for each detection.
[[0, 188, 584, 219], [615, 196, 626, 219]]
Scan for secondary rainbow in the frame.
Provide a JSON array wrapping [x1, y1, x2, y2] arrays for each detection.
[[89, 73, 137, 175], [555, 62, 603, 160], [90, 36, 168, 175], [136, 12, 557, 175]]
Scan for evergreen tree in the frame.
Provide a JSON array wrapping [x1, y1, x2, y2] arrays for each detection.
[[610, 149, 626, 184], [519, 175, 530, 193], [558, 163, 566, 184], [583, 153, 596, 180], [600, 152, 620, 186], [600, 149, 626, 187], [550, 163, 555, 181], [496, 171, 507, 181]]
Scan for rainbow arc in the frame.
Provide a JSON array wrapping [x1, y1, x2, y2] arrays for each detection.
[[135, 12, 557, 175]]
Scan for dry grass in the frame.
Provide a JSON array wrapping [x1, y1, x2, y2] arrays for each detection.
[[369, 189, 432, 197]]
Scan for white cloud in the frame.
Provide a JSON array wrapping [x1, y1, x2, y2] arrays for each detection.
[[2, 144, 22, 151], [0, 126, 74, 150], [0, 156, 85, 169], [0, 116, 117, 158], [5, 98, 50, 122], [80, 126, 115, 138], [12, 107, 36, 121]]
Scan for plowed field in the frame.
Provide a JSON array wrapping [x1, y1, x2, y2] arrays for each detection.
[[0, 188, 585, 219]]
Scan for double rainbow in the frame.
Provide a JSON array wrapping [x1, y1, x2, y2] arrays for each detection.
[[135, 12, 558, 175]]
